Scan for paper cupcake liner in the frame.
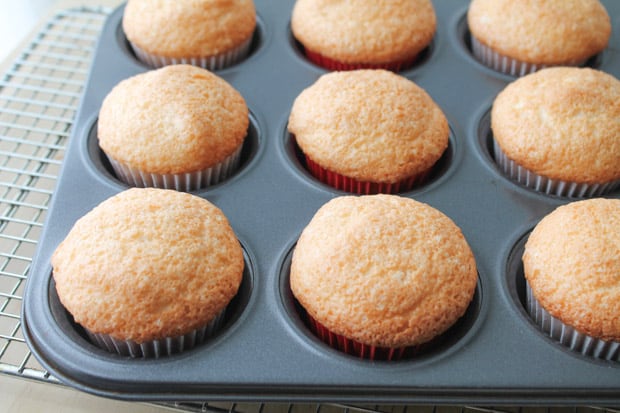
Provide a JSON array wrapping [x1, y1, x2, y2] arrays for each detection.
[[85, 308, 227, 358], [304, 155, 430, 195], [129, 36, 253, 70], [493, 140, 620, 197], [306, 314, 414, 361], [525, 282, 619, 361], [470, 35, 587, 77], [303, 48, 419, 72], [106, 145, 243, 192]]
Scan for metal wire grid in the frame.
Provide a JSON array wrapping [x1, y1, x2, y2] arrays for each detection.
[[162, 404, 620, 413], [0, 7, 617, 413], [0, 6, 111, 383]]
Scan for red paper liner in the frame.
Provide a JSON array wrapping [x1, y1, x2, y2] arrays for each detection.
[[305, 155, 430, 194], [305, 314, 425, 361], [303, 48, 419, 72]]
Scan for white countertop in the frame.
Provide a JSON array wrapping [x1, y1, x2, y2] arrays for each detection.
[[0, 0, 58, 64]]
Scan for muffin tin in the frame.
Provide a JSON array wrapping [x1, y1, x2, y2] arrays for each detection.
[[23, 0, 620, 405]]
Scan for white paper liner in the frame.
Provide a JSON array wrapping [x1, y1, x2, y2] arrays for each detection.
[[106, 144, 243, 192], [129, 36, 253, 70], [525, 282, 619, 361], [85, 308, 227, 358], [493, 140, 620, 197], [470, 35, 587, 77]]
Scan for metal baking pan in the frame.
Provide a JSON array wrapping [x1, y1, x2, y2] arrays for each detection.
[[22, 0, 620, 405]]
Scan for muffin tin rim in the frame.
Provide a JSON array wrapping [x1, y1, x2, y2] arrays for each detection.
[[21, 0, 620, 403]]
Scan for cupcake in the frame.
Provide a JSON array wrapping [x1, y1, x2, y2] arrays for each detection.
[[522, 198, 620, 361], [98, 65, 249, 192], [290, 195, 478, 360], [123, 0, 256, 70], [467, 0, 611, 76], [490, 67, 620, 198], [288, 70, 449, 194], [291, 0, 436, 71], [51, 188, 244, 358]]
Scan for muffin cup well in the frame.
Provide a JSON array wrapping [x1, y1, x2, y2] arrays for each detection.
[[493, 140, 620, 197], [470, 35, 587, 77], [105, 145, 243, 192], [129, 36, 253, 70], [303, 48, 419, 72], [86, 309, 227, 358], [526, 282, 620, 361], [305, 155, 430, 195], [306, 313, 417, 361]]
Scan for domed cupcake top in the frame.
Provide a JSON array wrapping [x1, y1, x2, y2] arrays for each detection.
[[468, 0, 610, 66], [291, 194, 477, 348], [291, 0, 436, 66], [491, 67, 620, 184], [52, 188, 244, 343], [98, 65, 249, 175], [288, 70, 448, 184], [523, 198, 620, 342], [123, 0, 256, 59]]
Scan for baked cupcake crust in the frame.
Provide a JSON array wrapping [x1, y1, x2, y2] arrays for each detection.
[[491, 67, 620, 184], [51, 188, 244, 343], [123, 0, 256, 59], [98, 65, 248, 175], [523, 198, 620, 342], [288, 70, 449, 184], [290, 195, 478, 348], [291, 0, 435, 65], [468, 0, 610, 65]]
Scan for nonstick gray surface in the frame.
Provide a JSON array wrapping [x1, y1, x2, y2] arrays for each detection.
[[23, 0, 620, 404]]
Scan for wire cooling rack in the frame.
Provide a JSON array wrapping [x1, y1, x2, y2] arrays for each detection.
[[0, 7, 618, 413], [0, 6, 110, 383]]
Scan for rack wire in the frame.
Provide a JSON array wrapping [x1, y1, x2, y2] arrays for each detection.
[[0, 6, 617, 413], [0, 6, 110, 384]]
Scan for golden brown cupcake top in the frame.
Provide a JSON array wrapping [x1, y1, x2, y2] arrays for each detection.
[[468, 0, 610, 65], [288, 70, 449, 184], [290, 195, 478, 348], [52, 188, 244, 343], [123, 0, 256, 59], [291, 0, 436, 65], [523, 198, 620, 342], [491, 67, 620, 184], [98, 65, 248, 175]]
